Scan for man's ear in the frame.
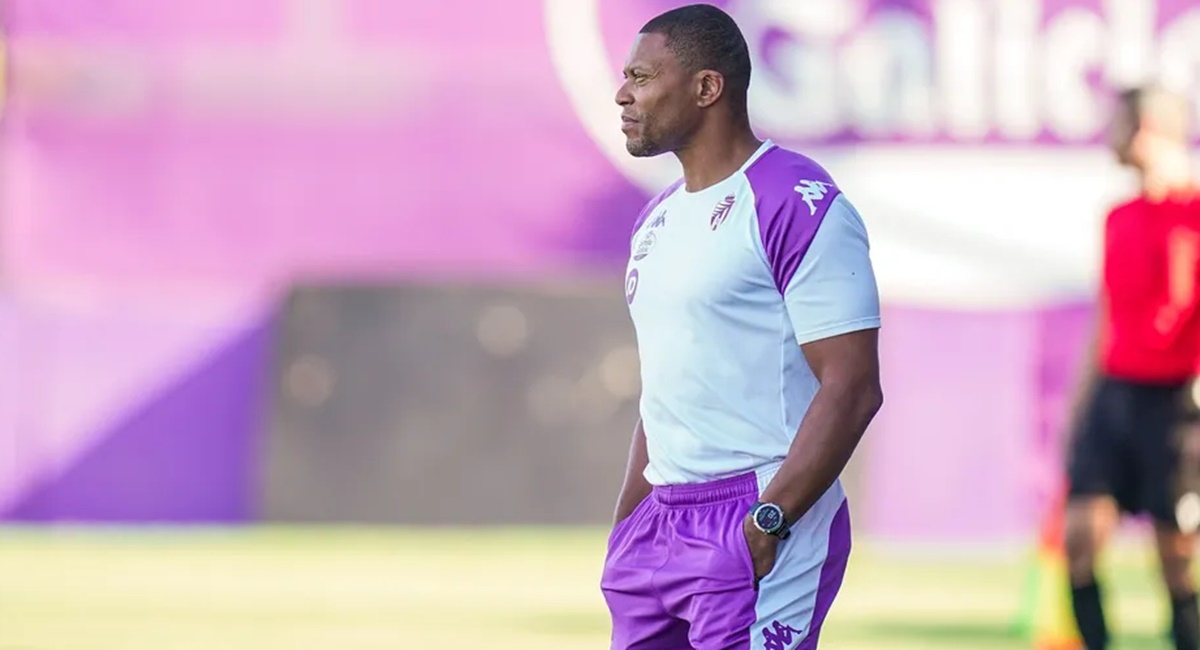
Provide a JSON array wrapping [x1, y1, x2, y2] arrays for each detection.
[[696, 70, 725, 109]]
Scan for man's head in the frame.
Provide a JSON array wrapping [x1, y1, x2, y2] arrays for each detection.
[[1109, 84, 1192, 169], [615, 4, 752, 157]]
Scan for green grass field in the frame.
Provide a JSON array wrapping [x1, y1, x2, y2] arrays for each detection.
[[0, 526, 1185, 649]]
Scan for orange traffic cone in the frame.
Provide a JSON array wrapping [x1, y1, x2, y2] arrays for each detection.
[[1017, 489, 1083, 650]]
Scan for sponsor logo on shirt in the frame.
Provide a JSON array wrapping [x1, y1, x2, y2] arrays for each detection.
[[633, 210, 666, 261]]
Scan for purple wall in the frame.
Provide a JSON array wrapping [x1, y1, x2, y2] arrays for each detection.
[[0, 0, 1192, 535], [0, 292, 272, 521], [865, 303, 1091, 542]]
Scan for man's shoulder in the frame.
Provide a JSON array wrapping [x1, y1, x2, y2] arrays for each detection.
[[646, 177, 686, 211], [742, 145, 841, 223], [1105, 196, 1149, 228], [633, 178, 686, 233], [1105, 190, 1200, 220], [743, 145, 838, 200]]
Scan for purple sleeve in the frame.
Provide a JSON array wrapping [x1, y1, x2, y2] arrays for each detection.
[[745, 149, 841, 293], [631, 178, 684, 242]]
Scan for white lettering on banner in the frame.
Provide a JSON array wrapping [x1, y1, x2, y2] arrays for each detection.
[[993, 0, 1040, 139], [1160, 13, 1200, 95], [1043, 9, 1106, 140], [723, 0, 1200, 143], [1104, 0, 1155, 87], [842, 12, 936, 138], [935, 0, 989, 139]]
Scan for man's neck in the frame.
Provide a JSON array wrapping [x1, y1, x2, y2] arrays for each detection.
[[1141, 143, 1194, 202], [675, 122, 763, 193]]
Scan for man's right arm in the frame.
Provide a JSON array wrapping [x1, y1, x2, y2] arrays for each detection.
[[1065, 215, 1114, 444], [613, 418, 652, 526], [1065, 319, 1100, 442]]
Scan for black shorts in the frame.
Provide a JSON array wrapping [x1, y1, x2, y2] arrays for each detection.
[[1067, 375, 1200, 527]]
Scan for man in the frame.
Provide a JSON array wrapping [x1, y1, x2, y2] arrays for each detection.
[[1065, 84, 1200, 650], [601, 5, 883, 649]]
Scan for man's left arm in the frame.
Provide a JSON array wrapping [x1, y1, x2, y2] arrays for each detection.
[[757, 329, 882, 522], [756, 193, 883, 526]]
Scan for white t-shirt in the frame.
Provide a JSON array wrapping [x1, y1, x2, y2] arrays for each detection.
[[625, 140, 881, 485]]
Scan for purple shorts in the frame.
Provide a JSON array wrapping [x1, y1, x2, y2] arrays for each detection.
[[601, 471, 851, 650]]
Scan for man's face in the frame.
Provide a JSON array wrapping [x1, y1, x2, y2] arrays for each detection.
[[1108, 100, 1142, 168], [614, 33, 699, 158]]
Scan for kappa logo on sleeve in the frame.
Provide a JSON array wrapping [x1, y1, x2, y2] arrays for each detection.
[[794, 180, 833, 216]]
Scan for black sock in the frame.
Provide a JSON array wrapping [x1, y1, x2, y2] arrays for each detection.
[[1172, 592, 1199, 650], [1072, 580, 1109, 650]]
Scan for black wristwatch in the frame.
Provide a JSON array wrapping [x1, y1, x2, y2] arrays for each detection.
[[749, 501, 791, 540]]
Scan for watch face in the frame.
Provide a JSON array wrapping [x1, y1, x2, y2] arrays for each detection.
[[755, 505, 783, 532]]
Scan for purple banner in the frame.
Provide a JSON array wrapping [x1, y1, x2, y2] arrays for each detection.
[[2, 0, 1194, 300], [2, 0, 1189, 535]]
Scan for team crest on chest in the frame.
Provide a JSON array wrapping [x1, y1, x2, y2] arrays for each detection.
[[710, 194, 736, 230]]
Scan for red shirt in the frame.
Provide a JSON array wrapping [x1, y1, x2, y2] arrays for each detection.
[[1099, 191, 1200, 384]]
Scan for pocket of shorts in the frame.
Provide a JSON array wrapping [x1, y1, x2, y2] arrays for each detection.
[[607, 497, 647, 552], [731, 512, 758, 588]]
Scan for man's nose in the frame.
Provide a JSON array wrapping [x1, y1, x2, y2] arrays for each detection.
[[615, 82, 633, 107]]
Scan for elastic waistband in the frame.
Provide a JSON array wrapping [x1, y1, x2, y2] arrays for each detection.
[[652, 472, 758, 507]]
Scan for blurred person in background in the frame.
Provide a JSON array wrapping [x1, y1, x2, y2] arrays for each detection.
[[1065, 84, 1200, 650], [601, 5, 882, 649]]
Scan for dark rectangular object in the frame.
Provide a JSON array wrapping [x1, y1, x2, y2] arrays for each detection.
[[263, 280, 641, 524]]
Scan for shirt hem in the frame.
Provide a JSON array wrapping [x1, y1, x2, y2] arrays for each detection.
[[794, 316, 881, 346]]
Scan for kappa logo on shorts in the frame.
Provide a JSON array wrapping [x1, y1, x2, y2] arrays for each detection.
[[762, 620, 804, 649]]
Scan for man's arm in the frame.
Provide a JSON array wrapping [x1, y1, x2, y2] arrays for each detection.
[[747, 189, 882, 527], [757, 329, 882, 523], [1065, 215, 1115, 446], [613, 418, 652, 526], [1064, 316, 1101, 447]]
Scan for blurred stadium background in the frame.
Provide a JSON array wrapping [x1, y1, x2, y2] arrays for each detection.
[[2, 0, 1200, 648]]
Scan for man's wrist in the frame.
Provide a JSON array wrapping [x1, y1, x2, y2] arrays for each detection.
[[757, 487, 804, 525], [748, 501, 793, 539]]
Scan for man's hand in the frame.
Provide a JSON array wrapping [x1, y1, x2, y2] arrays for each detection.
[[613, 419, 653, 527], [742, 515, 780, 584]]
